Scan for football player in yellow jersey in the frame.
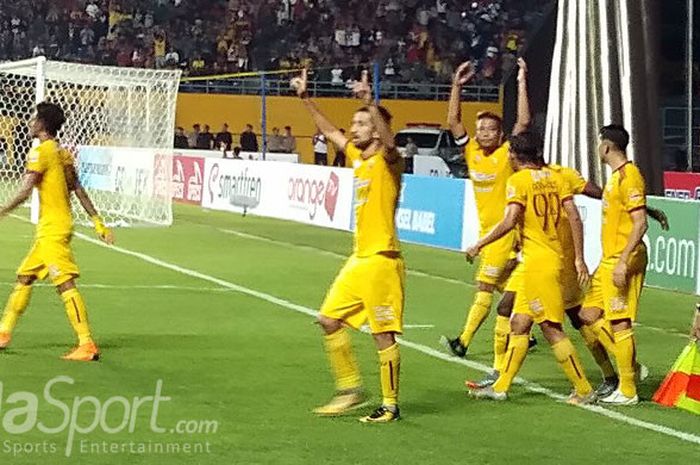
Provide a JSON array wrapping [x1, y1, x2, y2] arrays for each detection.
[[580, 125, 650, 405], [441, 58, 532, 358], [468, 163, 667, 392], [292, 69, 404, 422], [465, 132, 594, 403], [0, 102, 113, 361]]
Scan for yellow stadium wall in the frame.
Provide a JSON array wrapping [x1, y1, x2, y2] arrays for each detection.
[[176, 94, 502, 165]]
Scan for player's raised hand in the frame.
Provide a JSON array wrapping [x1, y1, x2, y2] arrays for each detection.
[[290, 68, 309, 98], [612, 259, 628, 289], [352, 70, 372, 104], [465, 244, 480, 263], [453, 62, 475, 86], [517, 58, 528, 83], [575, 258, 590, 289]]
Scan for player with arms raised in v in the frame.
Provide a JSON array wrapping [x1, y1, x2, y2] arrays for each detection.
[[442, 59, 532, 358], [0, 102, 113, 361], [293, 69, 405, 422]]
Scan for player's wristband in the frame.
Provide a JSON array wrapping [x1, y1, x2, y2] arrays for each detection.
[[92, 216, 107, 235]]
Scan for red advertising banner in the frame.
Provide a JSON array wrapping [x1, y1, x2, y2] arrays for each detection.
[[664, 172, 700, 200], [173, 155, 204, 205]]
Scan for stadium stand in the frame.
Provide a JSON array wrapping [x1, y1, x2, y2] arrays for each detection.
[[1, 0, 552, 85]]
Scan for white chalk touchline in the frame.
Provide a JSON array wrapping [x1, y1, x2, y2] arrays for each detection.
[[71, 230, 700, 447], [0, 282, 232, 292], [219, 228, 690, 340], [219, 228, 467, 287]]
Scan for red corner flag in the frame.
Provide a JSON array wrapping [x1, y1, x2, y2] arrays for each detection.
[[653, 342, 700, 414]]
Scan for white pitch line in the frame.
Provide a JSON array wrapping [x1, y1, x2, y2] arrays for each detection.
[[219, 228, 467, 287], [0, 282, 232, 292], [220, 228, 692, 341], [72, 231, 700, 447]]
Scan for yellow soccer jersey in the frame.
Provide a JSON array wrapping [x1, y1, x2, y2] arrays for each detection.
[[549, 164, 587, 196], [347, 143, 403, 257], [601, 162, 647, 259], [547, 164, 587, 255], [26, 140, 74, 238], [464, 139, 513, 234], [506, 168, 573, 265]]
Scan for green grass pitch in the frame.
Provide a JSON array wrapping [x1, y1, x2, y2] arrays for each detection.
[[0, 204, 698, 464]]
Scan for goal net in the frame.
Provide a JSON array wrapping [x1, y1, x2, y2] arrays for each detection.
[[0, 57, 181, 227]]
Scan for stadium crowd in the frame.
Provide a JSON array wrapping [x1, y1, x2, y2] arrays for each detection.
[[0, 0, 552, 85]]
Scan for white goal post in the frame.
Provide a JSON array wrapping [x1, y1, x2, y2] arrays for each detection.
[[0, 57, 181, 226]]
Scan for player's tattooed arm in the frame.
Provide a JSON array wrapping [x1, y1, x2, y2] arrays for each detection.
[[448, 62, 474, 143], [512, 58, 531, 135], [292, 68, 348, 150], [64, 164, 114, 245], [582, 181, 668, 230], [466, 203, 522, 262], [0, 171, 41, 218]]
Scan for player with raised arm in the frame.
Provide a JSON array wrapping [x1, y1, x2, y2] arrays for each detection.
[[0, 102, 113, 361], [466, 132, 594, 404], [442, 58, 532, 359], [293, 69, 405, 423]]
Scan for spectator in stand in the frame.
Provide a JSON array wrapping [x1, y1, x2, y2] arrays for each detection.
[[197, 124, 214, 150], [154, 31, 167, 69], [313, 129, 328, 166], [215, 123, 233, 151], [332, 129, 347, 167], [240, 124, 259, 152], [188, 124, 201, 148], [268, 127, 284, 153], [165, 47, 180, 68], [281, 126, 297, 153], [232, 147, 243, 159], [174, 127, 189, 148]]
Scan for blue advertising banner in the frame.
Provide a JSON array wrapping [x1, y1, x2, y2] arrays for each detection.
[[396, 175, 465, 250], [351, 174, 466, 250], [77, 146, 113, 191]]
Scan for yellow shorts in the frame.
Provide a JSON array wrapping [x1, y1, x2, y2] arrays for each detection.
[[477, 231, 515, 286], [503, 261, 524, 293], [17, 235, 79, 286], [513, 265, 564, 324], [320, 253, 405, 334], [561, 258, 583, 310], [582, 254, 647, 322]]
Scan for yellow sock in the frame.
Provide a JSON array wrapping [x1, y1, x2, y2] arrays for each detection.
[[61, 288, 93, 346], [493, 315, 510, 371], [613, 328, 637, 398], [378, 343, 400, 406], [552, 338, 593, 396], [459, 291, 493, 346], [493, 334, 529, 393], [589, 318, 616, 355], [323, 328, 361, 391], [579, 325, 616, 379], [0, 284, 32, 334]]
